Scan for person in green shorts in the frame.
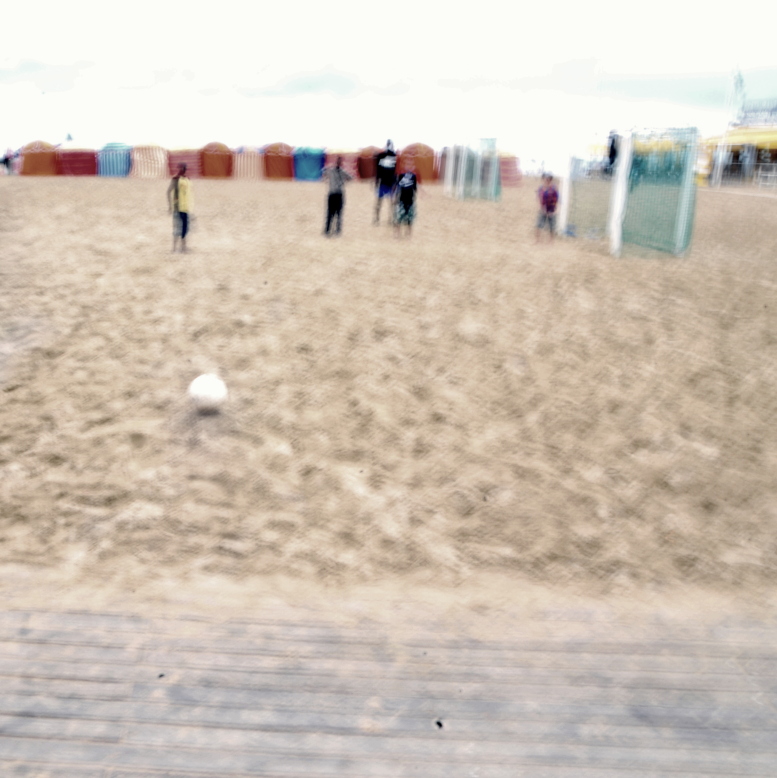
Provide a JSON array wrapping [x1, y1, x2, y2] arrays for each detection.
[[394, 165, 419, 237]]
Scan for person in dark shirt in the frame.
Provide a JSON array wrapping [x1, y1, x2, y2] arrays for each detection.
[[535, 174, 559, 243], [374, 139, 398, 224], [394, 165, 419, 237], [607, 131, 619, 177]]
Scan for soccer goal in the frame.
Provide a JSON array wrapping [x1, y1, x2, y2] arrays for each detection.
[[443, 139, 501, 201], [557, 156, 613, 241], [562, 128, 699, 257]]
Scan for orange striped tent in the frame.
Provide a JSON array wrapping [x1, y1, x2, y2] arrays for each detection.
[[323, 151, 359, 179], [168, 149, 202, 178], [397, 143, 437, 183], [201, 142, 233, 178], [56, 148, 97, 176], [130, 145, 169, 178], [232, 147, 263, 179], [499, 154, 522, 186], [356, 146, 381, 180], [20, 141, 57, 175], [262, 143, 294, 179]]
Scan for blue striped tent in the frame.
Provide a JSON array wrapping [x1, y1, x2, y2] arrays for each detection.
[[293, 147, 325, 181], [98, 143, 131, 177]]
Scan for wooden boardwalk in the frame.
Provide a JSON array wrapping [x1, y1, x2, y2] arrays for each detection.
[[0, 604, 776, 777]]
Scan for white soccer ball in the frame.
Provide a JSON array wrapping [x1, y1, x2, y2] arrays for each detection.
[[188, 373, 228, 413]]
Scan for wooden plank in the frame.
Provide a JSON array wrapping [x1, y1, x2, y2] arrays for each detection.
[[1, 606, 776, 777], [0, 734, 775, 776], [1, 690, 774, 733], [1, 645, 770, 694]]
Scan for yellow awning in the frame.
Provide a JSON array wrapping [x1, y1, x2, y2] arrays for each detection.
[[703, 126, 777, 149]]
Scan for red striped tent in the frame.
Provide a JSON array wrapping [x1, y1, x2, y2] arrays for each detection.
[[56, 148, 97, 176], [262, 143, 293, 179], [201, 142, 233, 178], [356, 146, 381, 180], [398, 143, 437, 183], [232, 147, 263, 179], [130, 145, 169, 178], [323, 151, 358, 179], [499, 155, 522, 186], [20, 141, 57, 175], [168, 149, 202, 178]]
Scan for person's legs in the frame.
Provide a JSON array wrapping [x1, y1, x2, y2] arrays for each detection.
[[333, 193, 343, 234], [325, 194, 335, 234], [548, 214, 555, 242], [405, 202, 415, 237], [179, 212, 189, 252], [172, 211, 181, 252], [535, 212, 545, 243]]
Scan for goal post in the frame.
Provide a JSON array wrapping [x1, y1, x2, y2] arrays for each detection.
[[443, 140, 501, 202], [565, 128, 698, 258], [608, 132, 633, 258]]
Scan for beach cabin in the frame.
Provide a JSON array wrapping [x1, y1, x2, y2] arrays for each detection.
[[201, 142, 233, 178], [499, 154, 522, 186], [397, 143, 437, 183], [356, 146, 381, 180], [98, 143, 132, 177], [168, 149, 202, 178], [324, 151, 359, 179], [20, 141, 57, 176], [293, 148, 326, 181], [263, 143, 294, 179], [130, 145, 169, 178], [56, 146, 98, 176], [232, 147, 263, 179]]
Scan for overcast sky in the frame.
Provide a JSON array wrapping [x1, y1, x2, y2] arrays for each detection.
[[3, 0, 775, 169]]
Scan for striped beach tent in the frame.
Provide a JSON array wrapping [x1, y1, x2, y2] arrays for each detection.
[[293, 147, 325, 181], [168, 149, 202, 178], [201, 142, 233, 178], [130, 145, 169, 178], [357, 146, 382, 180], [98, 143, 131, 177], [56, 147, 98, 176], [262, 143, 294, 179], [499, 154, 522, 186], [324, 151, 359, 179], [232, 147, 263, 179], [20, 141, 57, 175], [398, 143, 437, 183]]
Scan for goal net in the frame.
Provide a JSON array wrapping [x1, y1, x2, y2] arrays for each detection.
[[443, 140, 501, 201], [561, 156, 612, 240], [620, 128, 698, 255], [562, 128, 698, 256]]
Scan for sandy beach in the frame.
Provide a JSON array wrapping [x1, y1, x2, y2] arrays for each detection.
[[1, 174, 776, 617]]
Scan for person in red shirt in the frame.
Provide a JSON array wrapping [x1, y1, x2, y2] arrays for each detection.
[[535, 174, 559, 243]]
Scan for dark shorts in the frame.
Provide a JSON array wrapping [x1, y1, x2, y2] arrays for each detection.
[[175, 211, 189, 239], [537, 211, 556, 231], [395, 199, 416, 225], [377, 183, 395, 199]]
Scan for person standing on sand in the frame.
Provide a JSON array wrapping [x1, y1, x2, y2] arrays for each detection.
[[394, 164, 419, 237], [167, 163, 193, 253], [535, 173, 559, 243], [374, 139, 398, 225], [321, 156, 352, 236]]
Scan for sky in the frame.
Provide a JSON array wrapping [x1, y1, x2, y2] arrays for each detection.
[[3, 1, 776, 171]]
